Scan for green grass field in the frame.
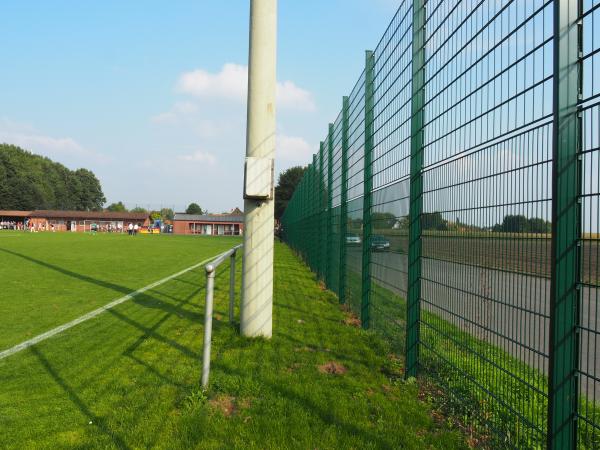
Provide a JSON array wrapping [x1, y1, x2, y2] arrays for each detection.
[[0, 231, 240, 350], [0, 232, 468, 449]]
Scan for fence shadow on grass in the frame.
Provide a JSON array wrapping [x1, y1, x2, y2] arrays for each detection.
[[0, 247, 136, 297], [213, 360, 392, 449], [31, 346, 131, 450]]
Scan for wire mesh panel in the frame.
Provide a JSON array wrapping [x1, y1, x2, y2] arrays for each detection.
[[579, 0, 600, 446], [329, 114, 344, 296], [343, 74, 366, 315], [367, 1, 414, 353], [279, 0, 600, 447], [419, 1, 553, 446]]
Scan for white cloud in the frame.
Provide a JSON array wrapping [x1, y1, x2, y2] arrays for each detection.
[[177, 150, 217, 165], [151, 101, 199, 124], [277, 134, 314, 164], [176, 63, 316, 111], [276, 81, 316, 111], [0, 118, 109, 165], [178, 63, 247, 101]]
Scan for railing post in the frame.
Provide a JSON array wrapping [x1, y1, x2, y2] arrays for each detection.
[[361, 50, 375, 329], [229, 250, 236, 323], [548, 0, 582, 448], [339, 96, 350, 304], [201, 264, 216, 388], [327, 123, 334, 289], [406, 0, 425, 378]]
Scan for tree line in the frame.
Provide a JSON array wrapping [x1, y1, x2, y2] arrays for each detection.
[[371, 211, 551, 234], [0, 144, 105, 211], [105, 202, 207, 221]]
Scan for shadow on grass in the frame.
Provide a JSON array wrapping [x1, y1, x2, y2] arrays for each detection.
[[0, 246, 224, 310], [31, 346, 131, 450], [213, 360, 392, 449], [1, 246, 232, 391], [0, 246, 229, 345], [0, 247, 136, 297]]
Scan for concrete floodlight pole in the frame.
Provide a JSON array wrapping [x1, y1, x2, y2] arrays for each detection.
[[240, 0, 277, 338]]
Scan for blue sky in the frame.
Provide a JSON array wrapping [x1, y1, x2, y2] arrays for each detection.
[[0, 0, 398, 212]]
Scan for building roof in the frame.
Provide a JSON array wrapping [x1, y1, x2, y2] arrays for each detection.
[[174, 213, 244, 223], [28, 210, 149, 220], [0, 210, 32, 217]]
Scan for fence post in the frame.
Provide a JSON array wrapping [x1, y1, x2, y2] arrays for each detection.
[[339, 96, 350, 304], [314, 154, 322, 268], [229, 249, 236, 323], [361, 50, 375, 329], [317, 141, 327, 280], [405, 0, 425, 378], [548, 0, 582, 448], [327, 123, 334, 289], [201, 264, 216, 388]]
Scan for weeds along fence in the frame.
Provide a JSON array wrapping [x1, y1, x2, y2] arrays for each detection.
[[281, 1, 600, 449]]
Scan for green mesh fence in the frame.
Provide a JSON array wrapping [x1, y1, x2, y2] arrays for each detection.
[[281, 1, 600, 448]]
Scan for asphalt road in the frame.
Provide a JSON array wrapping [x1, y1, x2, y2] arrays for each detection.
[[347, 247, 600, 399]]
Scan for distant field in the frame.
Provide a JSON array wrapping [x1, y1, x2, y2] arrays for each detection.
[[371, 230, 599, 283], [0, 231, 240, 349]]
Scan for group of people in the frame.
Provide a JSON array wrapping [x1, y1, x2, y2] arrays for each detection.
[[0, 220, 24, 230], [127, 223, 140, 235]]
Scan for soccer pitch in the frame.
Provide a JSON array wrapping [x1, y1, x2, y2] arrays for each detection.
[[0, 232, 240, 351]]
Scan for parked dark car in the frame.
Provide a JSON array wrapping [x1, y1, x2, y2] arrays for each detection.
[[371, 235, 391, 251]]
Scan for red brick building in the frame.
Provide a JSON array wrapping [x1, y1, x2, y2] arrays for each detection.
[[0, 210, 149, 232], [173, 209, 244, 236]]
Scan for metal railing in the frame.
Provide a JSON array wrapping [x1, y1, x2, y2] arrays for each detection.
[[201, 244, 242, 388], [281, 1, 600, 448]]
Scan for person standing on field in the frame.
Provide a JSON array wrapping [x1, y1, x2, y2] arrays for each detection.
[[133, 223, 139, 235], [128, 223, 133, 236]]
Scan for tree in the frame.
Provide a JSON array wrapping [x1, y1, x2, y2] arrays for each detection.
[[186, 203, 203, 215], [72, 168, 105, 211], [149, 211, 162, 221], [0, 144, 105, 211], [499, 215, 530, 233], [275, 166, 306, 220], [493, 215, 551, 234], [106, 201, 127, 212], [527, 217, 551, 234], [160, 208, 174, 221], [130, 206, 148, 213], [422, 212, 447, 231], [372, 212, 397, 229]]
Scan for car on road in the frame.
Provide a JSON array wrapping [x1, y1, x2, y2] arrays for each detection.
[[346, 233, 362, 246], [371, 235, 391, 251]]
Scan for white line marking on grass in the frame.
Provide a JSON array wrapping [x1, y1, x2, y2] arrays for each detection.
[[0, 251, 225, 361]]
